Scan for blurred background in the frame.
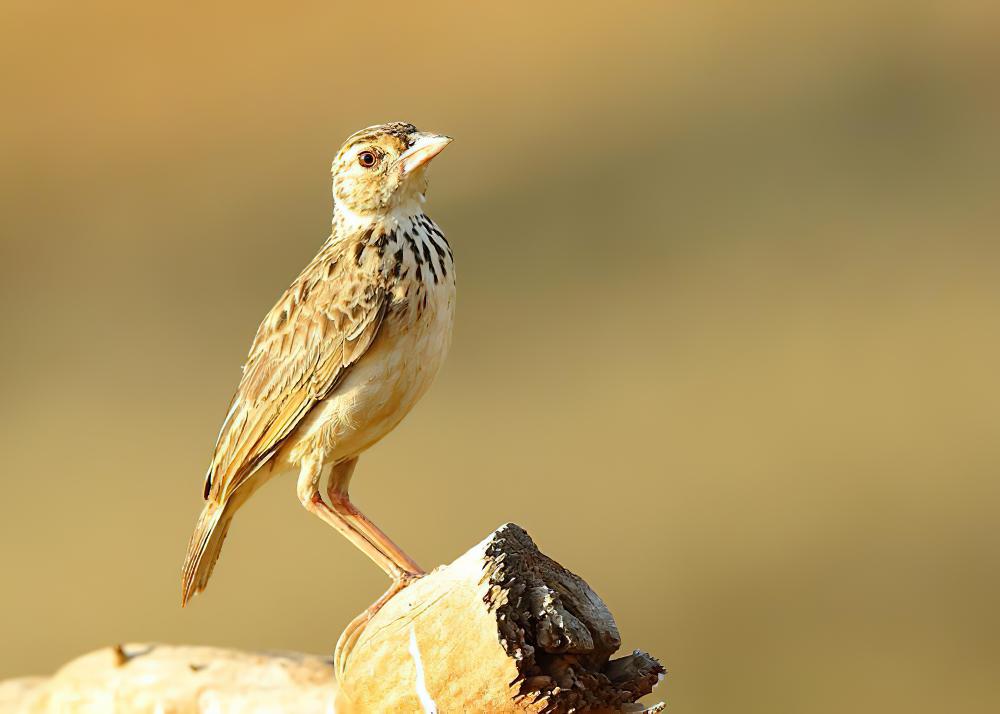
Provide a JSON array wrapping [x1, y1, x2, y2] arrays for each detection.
[[1, 1, 999, 711]]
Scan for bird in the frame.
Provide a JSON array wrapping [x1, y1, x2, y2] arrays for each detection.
[[181, 122, 455, 671]]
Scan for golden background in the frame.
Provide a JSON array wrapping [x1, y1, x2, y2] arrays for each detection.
[[2, 1, 999, 711]]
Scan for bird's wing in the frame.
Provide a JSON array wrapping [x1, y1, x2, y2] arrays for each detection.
[[203, 244, 387, 504]]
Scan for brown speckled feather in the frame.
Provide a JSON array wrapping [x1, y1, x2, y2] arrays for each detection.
[[204, 234, 387, 505]]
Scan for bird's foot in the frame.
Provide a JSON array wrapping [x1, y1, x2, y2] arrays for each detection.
[[334, 573, 424, 679]]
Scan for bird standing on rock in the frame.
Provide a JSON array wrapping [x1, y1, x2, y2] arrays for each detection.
[[181, 122, 455, 670]]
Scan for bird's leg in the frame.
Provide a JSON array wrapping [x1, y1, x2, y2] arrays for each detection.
[[320, 457, 425, 677], [325, 457, 425, 578], [298, 455, 425, 674], [295, 455, 404, 580], [298, 456, 425, 674]]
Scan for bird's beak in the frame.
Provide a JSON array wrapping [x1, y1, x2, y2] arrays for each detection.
[[400, 133, 452, 175]]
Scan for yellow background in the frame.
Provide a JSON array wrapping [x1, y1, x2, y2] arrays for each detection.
[[2, 2, 999, 711]]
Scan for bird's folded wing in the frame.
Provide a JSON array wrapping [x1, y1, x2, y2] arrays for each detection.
[[203, 250, 387, 504]]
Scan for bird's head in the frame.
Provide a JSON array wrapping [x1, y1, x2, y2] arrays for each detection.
[[331, 122, 452, 218]]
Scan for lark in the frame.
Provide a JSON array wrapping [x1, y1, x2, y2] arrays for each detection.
[[181, 122, 455, 669]]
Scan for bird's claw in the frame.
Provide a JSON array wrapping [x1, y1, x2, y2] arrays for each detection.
[[334, 574, 423, 680]]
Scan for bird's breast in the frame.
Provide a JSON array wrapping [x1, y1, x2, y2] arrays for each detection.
[[381, 217, 456, 403], [287, 213, 455, 465]]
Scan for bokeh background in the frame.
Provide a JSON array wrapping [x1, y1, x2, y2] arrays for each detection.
[[2, 1, 999, 711]]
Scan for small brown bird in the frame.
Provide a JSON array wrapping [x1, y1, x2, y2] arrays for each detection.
[[181, 122, 454, 666]]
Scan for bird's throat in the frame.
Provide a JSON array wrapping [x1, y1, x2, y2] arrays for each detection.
[[332, 196, 427, 238]]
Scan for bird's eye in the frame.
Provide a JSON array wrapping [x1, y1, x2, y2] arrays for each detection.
[[358, 151, 378, 168]]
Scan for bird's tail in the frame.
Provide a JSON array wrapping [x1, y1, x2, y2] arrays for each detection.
[[181, 500, 236, 606]]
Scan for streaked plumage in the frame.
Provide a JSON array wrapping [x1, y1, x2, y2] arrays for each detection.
[[181, 123, 455, 627]]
